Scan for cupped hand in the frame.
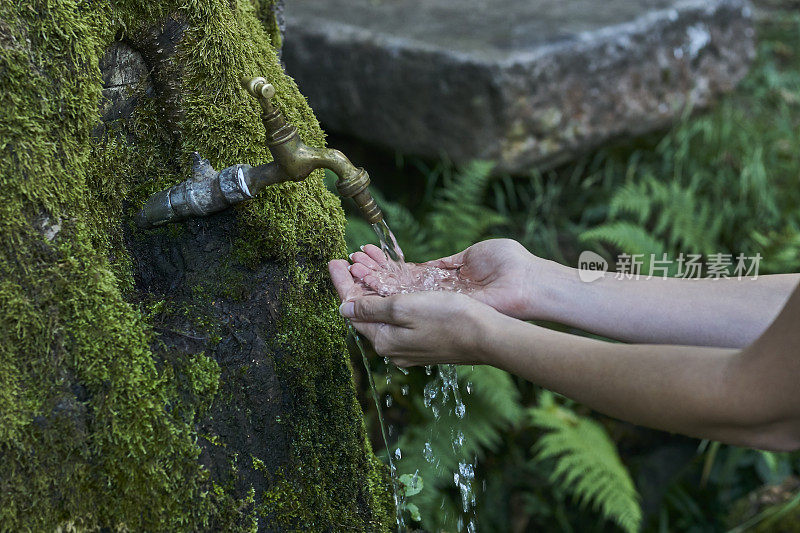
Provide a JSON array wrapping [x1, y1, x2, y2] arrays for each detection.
[[347, 245, 470, 297], [350, 239, 550, 320], [328, 259, 501, 367]]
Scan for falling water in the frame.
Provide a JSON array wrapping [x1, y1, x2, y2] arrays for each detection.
[[348, 323, 406, 531], [372, 219, 406, 266], [360, 218, 478, 532], [423, 364, 477, 533]]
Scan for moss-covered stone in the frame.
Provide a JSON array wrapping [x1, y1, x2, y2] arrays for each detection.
[[0, 0, 393, 530]]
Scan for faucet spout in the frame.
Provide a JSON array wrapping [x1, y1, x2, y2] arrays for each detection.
[[135, 76, 383, 228]]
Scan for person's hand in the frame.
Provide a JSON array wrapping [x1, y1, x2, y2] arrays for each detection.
[[349, 239, 558, 320], [328, 259, 503, 367]]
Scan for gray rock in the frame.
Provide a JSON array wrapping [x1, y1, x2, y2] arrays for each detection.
[[283, 0, 755, 174], [96, 42, 149, 128]]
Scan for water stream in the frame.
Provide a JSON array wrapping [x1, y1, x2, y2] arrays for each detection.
[[372, 219, 406, 266], [348, 323, 406, 531], [348, 219, 477, 532]]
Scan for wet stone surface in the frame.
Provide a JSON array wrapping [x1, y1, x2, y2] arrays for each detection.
[[128, 212, 291, 509], [283, 0, 755, 174]]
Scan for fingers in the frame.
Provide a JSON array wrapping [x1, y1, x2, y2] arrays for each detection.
[[339, 295, 409, 325], [349, 262, 373, 280], [350, 245, 389, 272], [349, 264, 393, 294], [349, 318, 383, 342], [328, 260, 355, 301], [349, 320, 409, 362], [349, 251, 380, 270], [359, 273, 393, 295], [361, 244, 388, 265]]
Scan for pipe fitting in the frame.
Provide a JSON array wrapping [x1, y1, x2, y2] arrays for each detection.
[[136, 153, 254, 228]]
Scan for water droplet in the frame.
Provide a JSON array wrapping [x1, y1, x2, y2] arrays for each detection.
[[423, 442, 434, 463]]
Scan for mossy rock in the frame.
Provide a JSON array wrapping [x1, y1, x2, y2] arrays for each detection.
[[0, 0, 393, 530]]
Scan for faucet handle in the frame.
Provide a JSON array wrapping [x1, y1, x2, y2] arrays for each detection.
[[242, 76, 276, 101]]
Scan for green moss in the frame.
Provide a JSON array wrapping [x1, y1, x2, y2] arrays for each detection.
[[254, 263, 395, 530], [0, 0, 391, 530]]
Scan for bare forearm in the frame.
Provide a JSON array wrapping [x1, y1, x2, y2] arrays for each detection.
[[479, 313, 797, 450], [535, 261, 798, 348]]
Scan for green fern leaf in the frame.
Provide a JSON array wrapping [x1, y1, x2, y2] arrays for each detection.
[[530, 391, 641, 533], [428, 160, 508, 255], [395, 366, 524, 530], [581, 221, 665, 257], [608, 182, 651, 222]]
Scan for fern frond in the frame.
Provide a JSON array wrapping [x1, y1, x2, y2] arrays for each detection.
[[343, 182, 430, 259], [581, 221, 664, 256], [530, 393, 642, 533], [428, 160, 508, 255], [608, 182, 651, 222], [344, 160, 508, 261]]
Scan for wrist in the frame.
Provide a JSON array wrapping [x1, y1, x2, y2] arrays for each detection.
[[465, 304, 509, 366], [527, 259, 582, 323]]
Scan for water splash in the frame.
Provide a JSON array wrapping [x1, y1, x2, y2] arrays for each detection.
[[367, 221, 473, 296], [423, 365, 478, 532]]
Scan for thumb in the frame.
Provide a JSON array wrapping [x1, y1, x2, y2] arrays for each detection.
[[340, 295, 402, 324]]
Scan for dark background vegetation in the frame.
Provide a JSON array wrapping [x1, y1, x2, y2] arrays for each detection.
[[326, 9, 800, 533]]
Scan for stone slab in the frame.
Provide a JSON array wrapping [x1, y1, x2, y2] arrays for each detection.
[[282, 0, 755, 174]]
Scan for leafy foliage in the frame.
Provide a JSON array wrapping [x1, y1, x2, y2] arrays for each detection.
[[382, 329, 527, 529], [578, 13, 800, 275], [530, 392, 641, 533], [338, 160, 636, 530]]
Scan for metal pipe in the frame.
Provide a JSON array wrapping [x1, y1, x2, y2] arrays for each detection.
[[136, 76, 383, 228]]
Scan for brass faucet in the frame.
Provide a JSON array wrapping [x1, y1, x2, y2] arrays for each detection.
[[135, 76, 383, 228]]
